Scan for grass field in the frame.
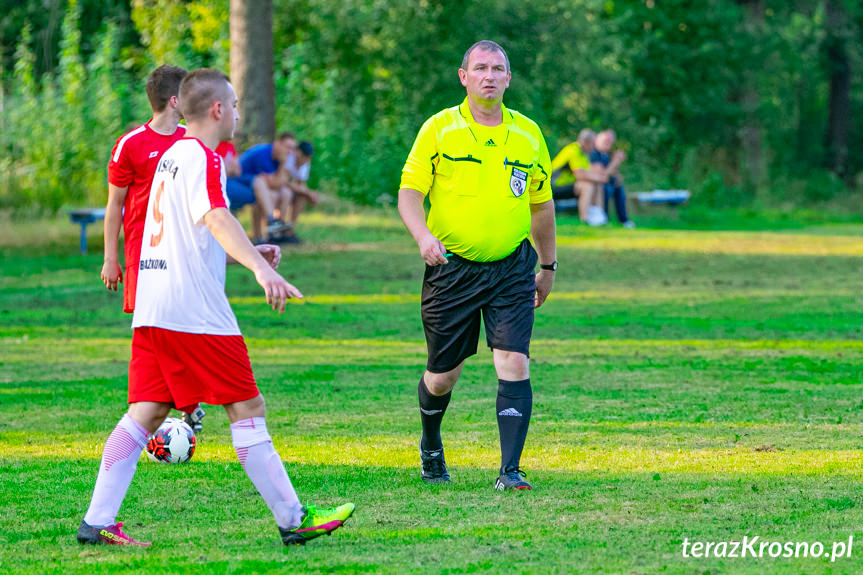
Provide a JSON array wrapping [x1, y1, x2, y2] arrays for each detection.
[[2, 206, 863, 574]]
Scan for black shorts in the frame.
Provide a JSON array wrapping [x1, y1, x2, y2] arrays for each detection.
[[421, 238, 538, 373]]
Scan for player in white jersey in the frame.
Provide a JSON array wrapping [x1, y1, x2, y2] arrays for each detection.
[[78, 68, 355, 548]]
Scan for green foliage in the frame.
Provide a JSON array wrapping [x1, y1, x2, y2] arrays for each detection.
[[131, 0, 191, 67], [0, 0, 133, 80], [131, 0, 227, 69], [1, 0, 862, 212], [0, 2, 133, 212], [0, 0, 228, 214]]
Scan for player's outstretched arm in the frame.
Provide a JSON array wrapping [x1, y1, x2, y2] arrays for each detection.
[[203, 207, 303, 312], [225, 243, 281, 270], [101, 184, 128, 291], [530, 200, 557, 309], [398, 188, 447, 266]]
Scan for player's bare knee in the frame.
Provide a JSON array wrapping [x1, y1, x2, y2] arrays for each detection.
[[224, 393, 266, 422], [493, 349, 530, 380], [424, 366, 461, 395], [251, 175, 268, 194], [127, 401, 172, 433], [249, 393, 266, 414]]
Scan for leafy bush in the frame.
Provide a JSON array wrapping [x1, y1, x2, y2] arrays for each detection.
[[0, 2, 133, 213], [1, 0, 861, 213]]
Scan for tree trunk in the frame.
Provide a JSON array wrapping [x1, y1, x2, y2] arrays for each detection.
[[230, 0, 275, 148], [737, 0, 763, 191], [824, 0, 851, 178]]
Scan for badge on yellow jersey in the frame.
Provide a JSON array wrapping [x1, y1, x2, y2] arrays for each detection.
[[510, 167, 528, 197]]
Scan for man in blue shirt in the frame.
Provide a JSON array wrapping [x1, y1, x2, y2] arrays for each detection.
[[226, 132, 296, 242], [590, 130, 634, 228]]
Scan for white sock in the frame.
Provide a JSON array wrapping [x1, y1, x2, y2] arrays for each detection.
[[83, 414, 149, 527], [231, 417, 303, 529]]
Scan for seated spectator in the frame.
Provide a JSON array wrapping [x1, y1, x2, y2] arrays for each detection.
[[225, 132, 295, 242], [276, 141, 318, 244], [215, 139, 242, 177], [550, 129, 608, 223], [591, 130, 634, 228]]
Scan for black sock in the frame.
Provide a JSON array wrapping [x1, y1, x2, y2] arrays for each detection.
[[418, 377, 451, 451], [496, 378, 532, 473]]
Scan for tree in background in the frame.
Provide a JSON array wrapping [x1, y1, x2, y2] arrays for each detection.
[[230, 0, 275, 147], [737, 0, 765, 191], [824, 0, 851, 179]]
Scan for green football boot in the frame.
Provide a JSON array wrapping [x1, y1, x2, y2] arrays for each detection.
[[279, 503, 355, 546]]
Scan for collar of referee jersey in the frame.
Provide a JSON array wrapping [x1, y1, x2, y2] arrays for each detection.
[[458, 97, 514, 126]]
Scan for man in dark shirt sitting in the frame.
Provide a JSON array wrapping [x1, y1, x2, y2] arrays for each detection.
[[590, 130, 634, 228], [226, 133, 296, 242]]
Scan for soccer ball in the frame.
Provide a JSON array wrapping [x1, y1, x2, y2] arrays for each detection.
[[146, 417, 196, 464]]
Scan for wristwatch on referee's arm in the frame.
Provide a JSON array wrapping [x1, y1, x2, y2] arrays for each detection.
[[539, 260, 558, 272]]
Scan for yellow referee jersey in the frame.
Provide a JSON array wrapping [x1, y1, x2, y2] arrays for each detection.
[[551, 142, 590, 186], [400, 98, 552, 262]]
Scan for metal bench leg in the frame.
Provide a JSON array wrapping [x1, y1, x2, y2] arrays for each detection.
[[79, 222, 88, 254]]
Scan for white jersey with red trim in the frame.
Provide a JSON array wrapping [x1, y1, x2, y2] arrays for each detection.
[[132, 137, 240, 335]]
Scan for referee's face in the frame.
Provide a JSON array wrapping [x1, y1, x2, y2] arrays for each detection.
[[459, 48, 511, 104]]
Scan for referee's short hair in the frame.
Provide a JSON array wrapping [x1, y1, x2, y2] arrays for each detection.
[[179, 68, 231, 122], [461, 40, 510, 73]]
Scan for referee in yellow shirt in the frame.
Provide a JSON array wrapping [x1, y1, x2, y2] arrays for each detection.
[[398, 40, 557, 491]]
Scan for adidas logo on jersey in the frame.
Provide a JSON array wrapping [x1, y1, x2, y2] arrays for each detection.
[[498, 407, 522, 417], [485, 138, 496, 147]]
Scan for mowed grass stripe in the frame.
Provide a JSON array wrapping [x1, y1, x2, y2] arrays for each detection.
[[559, 230, 863, 256], [3, 335, 863, 361], [228, 288, 863, 306], [2, 438, 862, 476]]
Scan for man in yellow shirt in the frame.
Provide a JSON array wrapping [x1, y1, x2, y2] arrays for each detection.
[[398, 40, 557, 491], [550, 128, 608, 222]]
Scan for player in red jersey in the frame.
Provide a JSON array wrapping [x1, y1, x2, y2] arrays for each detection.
[[101, 65, 187, 309], [214, 140, 241, 177], [100, 65, 205, 432]]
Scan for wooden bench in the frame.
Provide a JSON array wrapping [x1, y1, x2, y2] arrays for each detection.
[[68, 208, 105, 254]]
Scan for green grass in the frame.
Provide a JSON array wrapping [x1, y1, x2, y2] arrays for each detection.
[[2, 208, 863, 574]]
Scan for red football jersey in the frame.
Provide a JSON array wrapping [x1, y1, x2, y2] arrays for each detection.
[[108, 121, 186, 313], [214, 140, 236, 160]]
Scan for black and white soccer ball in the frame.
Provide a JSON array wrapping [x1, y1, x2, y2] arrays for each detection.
[[146, 417, 196, 464]]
